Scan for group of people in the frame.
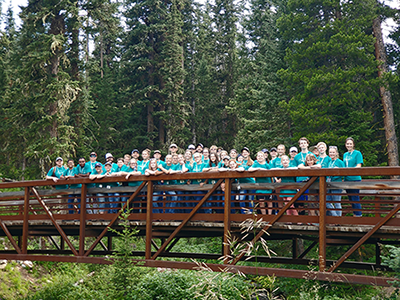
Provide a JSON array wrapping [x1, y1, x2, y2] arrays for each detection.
[[46, 137, 363, 217]]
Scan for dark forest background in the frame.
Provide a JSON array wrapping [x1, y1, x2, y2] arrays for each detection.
[[1, 0, 400, 179]]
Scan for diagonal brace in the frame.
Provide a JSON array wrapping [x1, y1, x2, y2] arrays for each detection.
[[328, 203, 400, 272], [151, 179, 224, 260], [31, 188, 79, 256], [231, 177, 318, 265], [84, 181, 147, 256], [0, 218, 22, 254]]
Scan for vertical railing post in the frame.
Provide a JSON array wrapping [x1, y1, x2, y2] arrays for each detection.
[[22, 187, 29, 254], [223, 178, 231, 263], [319, 176, 327, 271], [79, 183, 87, 256], [146, 181, 153, 259]]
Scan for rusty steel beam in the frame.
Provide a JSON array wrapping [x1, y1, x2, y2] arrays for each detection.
[[0, 253, 394, 286], [84, 181, 147, 257], [319, 177, 326, 271], [30, 188, 78, 256], [329, 203, 400, 272], [151, 179, 224, 260], [79, 184, 87, 256], [0, 218, 22, 254], [223, 178, 231, 263], [145, 181, 153, 259], [231, 177, 318, 265], [165, 238, 180, 252], [22, 187, 29, 254]]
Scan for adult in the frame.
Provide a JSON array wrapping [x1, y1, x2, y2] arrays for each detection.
[[184, 150, 193, 169], [343, 137, 363, 217], [229, 149, 238, 162], [239, 147, 256, 204], [63, 159, 80, 214], [124, 158, 144, 212], [316, 142, 331, 168], [289, 147, 298, 163], [46, 157, 67, 189], [227, 159, 247, 213], [131, 149, 140, 161], [269, 147, 278, 161], [105, 153, 118, 171], [169, 143, 179, 155], [189, 152, 210, 213], [153, 150, 167, 168], [326, 146, 344, 217], [196, 143, 204, 153], [145, 159, 165, 213], [85, 152, 99, 173], [249, 151, 272, 215], [270, 144, 286, 169], [123, 154, 131, 166], [89, 163, 107, 214], [188, 144, 196, 155], [202, 147, 210, 164], [159, 154, 179, 213], [103, 161, 120, 213], [261, 148, 269, 163], [139, 149, 151, 170], [75, 157, 92, 213]]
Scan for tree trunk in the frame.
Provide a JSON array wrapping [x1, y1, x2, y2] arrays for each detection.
[[373, 16, 399, 168]]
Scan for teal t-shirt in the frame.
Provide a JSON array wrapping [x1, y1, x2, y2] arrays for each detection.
[[251, 161, 272, 194], [75, 164, 92, 175], [138, 160, 150, 172], [163, 164, 177, 185], [327, 158, 345, 182], [238, 163, 255, 184], [270, 157, 283, 169], [90, 170, 105, 188], [190, 162, 206, 184], [343, 150, 363, 181], [85, 161, 99, 173], [126, 166, 143, 187], [156, 160, 167, 169], [279, 174, 296, 198], [294, 151, 314, 182], [47, 166, 67, 189], [317, 155, 332, 168], [63, 167, 81, 189]]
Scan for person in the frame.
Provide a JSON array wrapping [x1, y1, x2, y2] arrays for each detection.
[[196, 143, 204, 153], [230, 149, 238, 162], [217, 150, 229, 168], [239, 147, 256, 205], [202, 147, 210, 164], [289, 147, 298, 162], [270, 145, 286, 169], [326, 146, 344, 217], [316, 142, 331, 168], [139, 149, 151, 170], [159, 154, 179, 213], [173, 154, 190, 212], [63, 159, 80, 214], [131, 149, 140, 161], [103, 161, 120, 213], [75, 157, 92, 213], [227, 159, 246, 213], [309, 146, 319, 158], [153, 150, 167, 168], [269, 147, 278, 161], [343, 137, 363, 217], [105, 153, 118, 171], [145, 159, 165, 213], [46, 157, 67, 189], [300, 154, 319, 217], [188, 144, 196, 155], [202, 152, 222, 212], [85, 152, 99, 173], [274, 155, 298, 216], [125, 158, 145, 212], [184, 150, 194, 169], [89, 163, 107, 214], [189, 152, 210, 213], [249, 151, 272, 215], [169, 143, 179, 155], [261, 149, 269, 162]]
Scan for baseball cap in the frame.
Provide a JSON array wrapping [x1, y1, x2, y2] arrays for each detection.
[[188, 144, 195, 150], [270, 147, 277, 152], [131, 149, 139, 154], [223, 156, 231, 160], [105, 153, 113, 159], [261, 148, 269, 153], [241, 147, 250, 153], [95, 163, 102, 168], [196, 143, 204, 148], [104, 161, 112, 166], [290, 147, 298, 153], [169, 143, 178, 148], [154, 150, 161, 154], [56, 157, 63, 162]]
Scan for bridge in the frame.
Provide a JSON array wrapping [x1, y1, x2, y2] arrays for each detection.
[[0, 167, 400, 286]]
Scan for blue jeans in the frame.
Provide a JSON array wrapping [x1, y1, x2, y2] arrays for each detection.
[[194, 191, 211, 214], [68, 194, 80, 214], [238, 189, 254, 214], [153, 191, 163, 213], [108, 193, 120, 213], [96, 193, 106, 214], [165, 191, 178, 213], [345, 180, 362, 216], [326, 189, 342, 217]]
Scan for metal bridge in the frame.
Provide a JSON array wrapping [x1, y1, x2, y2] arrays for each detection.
[[0, 167, 400, 286]]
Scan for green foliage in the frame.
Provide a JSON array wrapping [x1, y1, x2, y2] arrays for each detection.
[[382, 245, 400, 289]]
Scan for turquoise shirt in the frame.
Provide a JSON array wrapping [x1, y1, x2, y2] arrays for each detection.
[[190, 162, 206, 184], [327, 158, 345, 182], [270, 157, 283, 169], [126, 166, 143, 187], [251, 161, 272, 194], [138, 160, 150, 172], [317, 155, 332, 168], [279, 174, 296, 198], [90, 170, 105, 188], [75, 164, 92, 175], [343, 150, 363, 181], [294, 151, 314, 182], [63, 167, 81, 189], [238, 163, 255, 184], [47, 166, 67, 189]]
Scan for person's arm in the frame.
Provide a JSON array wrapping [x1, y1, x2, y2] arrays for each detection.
[[310, 164, 321, 169]]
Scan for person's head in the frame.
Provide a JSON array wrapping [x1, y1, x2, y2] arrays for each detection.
[[345, 137, 355, 151], [229, 159, 238, 169], [104, 161, 112, 171], [329, 146, 339, 160], [78, 157, 86, 168], [220, 150, 228, 160], [89, 152, 97, 162], [153, 150, 162, 160], [310, 146, 319, 157], [237, 154, 243, 163], [210, 145, 218, 152], [188, 144, 196, 154], [169, 143, 178, 154], [131, 149, 140, 159], [229, 149, 238, 159], [67, 159, 74, 169], [317, 142, 327, 155], [241, 147, 250, 159], [256, 151, 266, 163], [305, 154, 317, 166], [281, 155, 290, 168], [105, 153, 114, 162], [277, 144, 286, 156], [142, 149, 150, 160], [172, 154, 178, 165], [270, 147, 278, 158], [95, 162, 102, 173], [210, 152, 218, 163], [129, 158, 138, 169], [178, 154, 185, 164], [202, 147, 210, 158], [117, 158, 124, 167], [196, 143, 204, 153], [289, 146, 298, 159], [184, 150, 192, 161], [165, 154, 172, 165], [222, 156, 230, 167], [149, 158, 158, 171], [124, 154, 131, 165], [56, 157, 63, 167], [298, 137, 310, 150], [193, 152, 202, 163]]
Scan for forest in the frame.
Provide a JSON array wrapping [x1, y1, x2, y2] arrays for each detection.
[[0, 0, 400, 180]]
